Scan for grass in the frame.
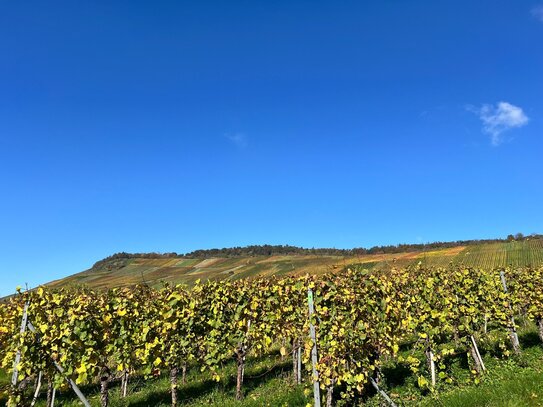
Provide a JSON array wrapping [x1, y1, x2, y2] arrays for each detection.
[[46, 376, 307, 407], [362, 324, 543, 407], [427, 369, 543, 407], [7, 352, 309, 407], [422, 329, 543, 407]]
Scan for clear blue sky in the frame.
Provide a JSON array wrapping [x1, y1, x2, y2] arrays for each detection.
[[1, 1, 542, 294]]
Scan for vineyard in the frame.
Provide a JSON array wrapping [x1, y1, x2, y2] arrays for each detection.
[[2, 264, 543, 406], [44, 239, 543, 291]]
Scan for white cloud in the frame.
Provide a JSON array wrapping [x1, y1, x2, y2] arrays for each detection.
[[531, 5, 543, 21], [225, 132, 247, 148], [469, 102, 529, 146]]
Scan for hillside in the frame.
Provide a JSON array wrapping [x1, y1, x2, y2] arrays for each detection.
[[47, 238, 543, 289]]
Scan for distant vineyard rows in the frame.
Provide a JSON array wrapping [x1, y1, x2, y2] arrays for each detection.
[[416, 240, 543, 269]]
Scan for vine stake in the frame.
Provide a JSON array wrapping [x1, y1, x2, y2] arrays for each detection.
[[308, 288, 321, 407]]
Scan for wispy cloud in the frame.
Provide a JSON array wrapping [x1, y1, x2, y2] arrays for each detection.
[[225, 132, 247, 148], [468, 102, 529, 146], [531, 5, 543, 21]]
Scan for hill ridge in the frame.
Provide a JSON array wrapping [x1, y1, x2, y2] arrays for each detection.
[[45, 236, 543, 290]]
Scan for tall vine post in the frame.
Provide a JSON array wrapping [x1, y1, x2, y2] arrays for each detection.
[[500, 270, 521, 353], [307, 287, 321, 407]]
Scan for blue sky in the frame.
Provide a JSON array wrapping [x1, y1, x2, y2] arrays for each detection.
[[1, 1, 542, 294]]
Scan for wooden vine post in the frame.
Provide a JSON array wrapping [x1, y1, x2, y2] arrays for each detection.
[[297, 344, 302, 384], [292, 343, 298, 383], [307, 288, 321, 407], [25, 320, 92, 407], [370, 377, 398, 407], [9, 302, 91, 407], [470, 335, 486, 373], [499, 271, 521, 353], [428, 348, 436, 387], [29, 371, 42, 407], [11, 302, 29, 388], [292, 338, 302, 385], [423, 337, 436, 387]]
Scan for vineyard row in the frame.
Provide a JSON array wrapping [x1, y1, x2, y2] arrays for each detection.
[[1, 265, 543, 407]]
